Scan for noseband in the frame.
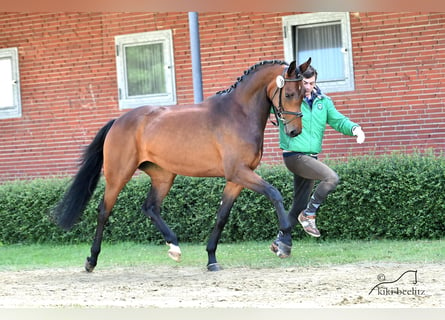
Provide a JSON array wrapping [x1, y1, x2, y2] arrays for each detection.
[[270, 69, 303, 127]]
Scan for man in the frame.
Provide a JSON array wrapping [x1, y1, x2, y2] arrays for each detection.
[[272, 65, 365, 246]]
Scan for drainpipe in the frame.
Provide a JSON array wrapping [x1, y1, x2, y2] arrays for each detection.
[[188, 12, 203, 103]]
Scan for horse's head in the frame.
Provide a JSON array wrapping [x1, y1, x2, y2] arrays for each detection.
[[270, 57, 311, 137]]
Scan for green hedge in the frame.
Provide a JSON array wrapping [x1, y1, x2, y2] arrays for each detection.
[[0, 152, 444, 245]]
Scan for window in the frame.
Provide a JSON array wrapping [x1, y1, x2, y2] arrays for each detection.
[[115, 30, 176, 109], [0, 47, 21, 119], [282, 12, 355, 93]]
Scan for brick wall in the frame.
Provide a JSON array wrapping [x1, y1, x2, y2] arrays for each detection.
[[329, 12, 445, 159], [0, 12, 444, 181]]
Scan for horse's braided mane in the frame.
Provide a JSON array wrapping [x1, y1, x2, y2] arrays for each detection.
[[216, 60, 288, 95]]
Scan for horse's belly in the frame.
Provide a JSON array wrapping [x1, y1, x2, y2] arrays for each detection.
[[150, 154, 225, 177], [141, 140, 224, 177]]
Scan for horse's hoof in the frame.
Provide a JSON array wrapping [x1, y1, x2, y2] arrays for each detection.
[[167, 243, 182, 262], [207, 263, 222, 272], [270, 241, 279, 253], [168, 250, 181, 262], [85, 258, 95, 273], [272, 240, 291, 258]]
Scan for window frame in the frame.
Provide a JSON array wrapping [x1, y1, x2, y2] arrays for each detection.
[[282, 12, 355, 93], [0, 47, 22, 119], [115, 30, 176, 109]]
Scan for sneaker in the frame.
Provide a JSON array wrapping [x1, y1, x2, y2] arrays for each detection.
[[298, 211, 321, 237]]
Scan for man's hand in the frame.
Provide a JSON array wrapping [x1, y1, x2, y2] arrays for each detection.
[[352, 126, 365, 144]]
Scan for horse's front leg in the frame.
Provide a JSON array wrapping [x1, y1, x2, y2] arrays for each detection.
[[265, 186, 292, 258], [231, 168, 292, 258], [206, 182, 243, 271]]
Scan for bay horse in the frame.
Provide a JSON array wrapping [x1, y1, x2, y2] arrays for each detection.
[[52, 58, 311, 272]]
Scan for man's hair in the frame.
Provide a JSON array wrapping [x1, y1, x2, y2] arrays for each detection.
[[302, 65, 318, 80]]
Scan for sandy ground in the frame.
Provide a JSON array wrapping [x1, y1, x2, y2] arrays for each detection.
[[0, 262, 443, 308]]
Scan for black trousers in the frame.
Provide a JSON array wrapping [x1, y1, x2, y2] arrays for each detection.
[[283, 153, 339, 229]]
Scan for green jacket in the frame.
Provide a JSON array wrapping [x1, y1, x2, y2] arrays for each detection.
[[278, 92, 358, 154]]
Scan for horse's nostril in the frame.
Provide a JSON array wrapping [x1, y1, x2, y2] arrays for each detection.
[[289, 130, 300, 138]]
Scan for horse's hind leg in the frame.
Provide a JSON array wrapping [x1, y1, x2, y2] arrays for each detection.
[[85, 198, 109, 272], [85, 176, 132, 272], [141, 165, 180, 261], [206, 181, 243, 271], [86, 160, 138, 272]]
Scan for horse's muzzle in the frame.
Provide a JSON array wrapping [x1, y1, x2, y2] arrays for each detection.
[[287, 129, 301, 138]]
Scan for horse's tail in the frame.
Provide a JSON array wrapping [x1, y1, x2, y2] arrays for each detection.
[[52, 119, 116, 230]]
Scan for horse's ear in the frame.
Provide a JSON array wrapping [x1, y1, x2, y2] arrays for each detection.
[[298, 57, 312, 74], [287, 61, 297, 77]]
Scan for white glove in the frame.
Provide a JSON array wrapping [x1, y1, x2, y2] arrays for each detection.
[[352, 126, 365, 144]]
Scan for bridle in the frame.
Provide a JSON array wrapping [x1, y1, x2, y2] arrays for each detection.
[[270, 69, 304, 127]]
